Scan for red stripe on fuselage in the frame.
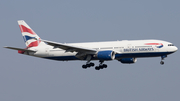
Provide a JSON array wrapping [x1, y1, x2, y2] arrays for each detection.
[[145, 43, 163, 45], [19, 25, 36, 35]]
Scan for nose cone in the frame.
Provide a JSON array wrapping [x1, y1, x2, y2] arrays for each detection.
[[172, 46, 178, 52], [169, 46, 178, 53], [174, 46, 178, 52]]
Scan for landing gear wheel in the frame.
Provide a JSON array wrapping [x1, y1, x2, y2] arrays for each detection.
[[90, 63, 95, 67], [82, 65, 87, 69], [86, 64, 91, 67], [160, 61, 164, 65], [99, 65, 104, 69], [95, 66, 100, 70], [102, 64, 107, 68], [82, 62, 95, 69]]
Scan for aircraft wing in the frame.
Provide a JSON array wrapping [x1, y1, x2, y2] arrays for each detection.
[[4, 46, 36, 52], [41, 40, 97, 53]]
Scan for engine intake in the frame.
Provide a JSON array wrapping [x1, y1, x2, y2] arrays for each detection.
[[97, 50, 115, 60], [119, 58, 137, 64]]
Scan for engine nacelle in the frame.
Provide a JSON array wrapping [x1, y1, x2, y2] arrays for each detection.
[[119, 58, 137, 64], [97, 50, 115, 60]]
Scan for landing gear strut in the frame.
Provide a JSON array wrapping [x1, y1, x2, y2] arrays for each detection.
[[160, 55, 167, 65], [82, 55, 95, 69]]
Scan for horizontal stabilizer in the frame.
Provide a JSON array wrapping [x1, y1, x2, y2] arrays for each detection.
[[4, 46, 36, 52]]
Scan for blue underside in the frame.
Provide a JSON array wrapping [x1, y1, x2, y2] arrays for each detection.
[[43, 52, 174, 61]]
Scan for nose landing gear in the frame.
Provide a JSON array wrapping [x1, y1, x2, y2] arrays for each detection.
[[160, 55, 167, 65], [160, 61, 164, 65]]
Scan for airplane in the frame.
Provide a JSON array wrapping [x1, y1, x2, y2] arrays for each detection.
[[4, 20, 178, 70]]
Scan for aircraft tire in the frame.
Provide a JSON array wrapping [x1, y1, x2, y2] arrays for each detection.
[[160, 61, 164, 65], [82, 65, 87, 69], [86, 64, 91, 67], [95, 66, 100, 70], [99, 65, 104, 69], [103, 64, 107, 68], [90, 63, 95, 66]]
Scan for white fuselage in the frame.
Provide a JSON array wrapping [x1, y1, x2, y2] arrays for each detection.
[[28, 39, 177, 61]]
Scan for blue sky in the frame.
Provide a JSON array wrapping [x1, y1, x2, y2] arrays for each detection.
[[1, 0, 180, 101]]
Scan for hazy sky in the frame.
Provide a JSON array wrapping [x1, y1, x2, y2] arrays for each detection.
[[1, 0, 180, 101]]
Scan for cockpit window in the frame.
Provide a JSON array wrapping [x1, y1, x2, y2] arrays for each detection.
[[168, 44, 174, 46]]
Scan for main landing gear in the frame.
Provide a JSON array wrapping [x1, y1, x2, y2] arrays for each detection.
[[82, 55, 95, 69], [82, 62, 95, 69], [82, 60, 108, 70], [95, 60, 107, 70], [160, 55, 167, 65]]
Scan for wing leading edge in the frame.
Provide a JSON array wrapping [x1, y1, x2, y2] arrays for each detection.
[[41, 39, 97, 53]]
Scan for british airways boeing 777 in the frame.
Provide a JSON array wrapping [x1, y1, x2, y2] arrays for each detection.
[[4, 20, 178, 70]]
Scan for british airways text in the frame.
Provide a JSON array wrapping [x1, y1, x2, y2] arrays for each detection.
[[124, 48, 154, 52]]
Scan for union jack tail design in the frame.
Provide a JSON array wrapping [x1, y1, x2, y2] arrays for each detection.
[[18, 20, 46, 48]]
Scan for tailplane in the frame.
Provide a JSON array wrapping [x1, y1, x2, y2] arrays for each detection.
[[18, 20, 46, 48], [4, 46, 36, 54]]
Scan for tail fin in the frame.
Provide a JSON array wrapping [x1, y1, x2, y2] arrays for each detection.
[[18, 20, 46, 48]]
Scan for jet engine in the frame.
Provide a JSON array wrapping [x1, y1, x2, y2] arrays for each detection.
[[119, 58, 137, 64], [97, 50, 115, 60]]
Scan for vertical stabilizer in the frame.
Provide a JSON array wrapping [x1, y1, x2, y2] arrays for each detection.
[[18, 20, 46, 48]]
